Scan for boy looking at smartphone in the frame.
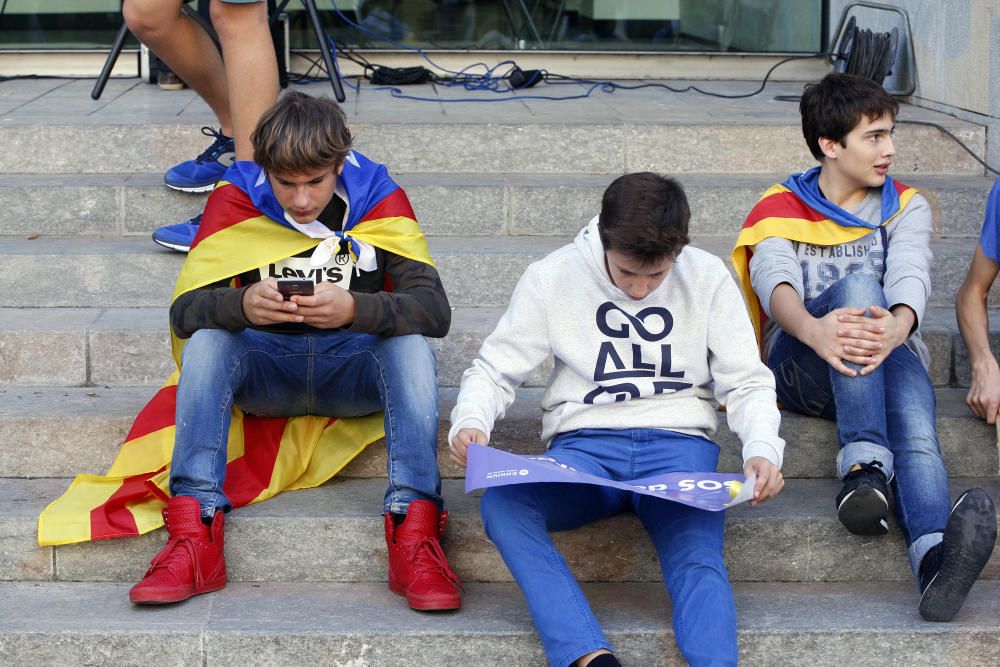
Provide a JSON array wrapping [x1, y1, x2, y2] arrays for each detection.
[[128, 91, 462, 610], [733, 73, 996, 622], [450, 173, 785, 666]]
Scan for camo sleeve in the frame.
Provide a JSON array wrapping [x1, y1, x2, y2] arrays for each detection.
[[169, 279, 250, 339]]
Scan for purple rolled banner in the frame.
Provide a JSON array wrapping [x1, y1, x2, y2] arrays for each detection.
[[465, 444, 755, 512]]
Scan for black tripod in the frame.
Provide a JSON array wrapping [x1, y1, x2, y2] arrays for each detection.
[[91, 0, 345, 102]]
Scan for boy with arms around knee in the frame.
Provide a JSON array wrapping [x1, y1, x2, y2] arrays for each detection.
[[733, 73, 996, 622], [451, 173, 784, 666]]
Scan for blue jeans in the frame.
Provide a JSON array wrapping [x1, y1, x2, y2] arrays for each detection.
[[767, 273, 950, 572], [480, 428, 736, 667], [169, 328, 442, 516]]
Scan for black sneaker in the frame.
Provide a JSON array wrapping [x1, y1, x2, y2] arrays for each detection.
[[836, 460, 891, 535], [918, 488, 997, 622]]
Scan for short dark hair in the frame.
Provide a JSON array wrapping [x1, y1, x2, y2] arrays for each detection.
[[598, 173, 690, 264], [252, 91, 353, 174], [800, 73, 899, 161]]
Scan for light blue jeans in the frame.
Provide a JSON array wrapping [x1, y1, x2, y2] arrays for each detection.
[[767, 273, 950, 572], [169, 328, 442, 516], [480, 428, 736, 667]]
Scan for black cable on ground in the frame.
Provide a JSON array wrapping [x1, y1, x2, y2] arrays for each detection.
[[543, 53, 831, 100], [898, 119, 1000, 176], [0, 74, 85, 83]]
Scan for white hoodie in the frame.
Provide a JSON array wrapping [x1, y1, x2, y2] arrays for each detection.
[[449, 217, 785, 468]]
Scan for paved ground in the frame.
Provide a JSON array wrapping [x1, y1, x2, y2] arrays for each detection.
[[0, 76, 982, 127]]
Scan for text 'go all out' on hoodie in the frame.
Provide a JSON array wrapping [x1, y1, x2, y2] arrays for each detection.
[[449, 216, 786, 468]]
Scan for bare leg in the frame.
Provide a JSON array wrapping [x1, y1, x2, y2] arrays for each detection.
[[577, 649, 613, 666], [122, 0, 232, 136], [210, 1, 279, 160]]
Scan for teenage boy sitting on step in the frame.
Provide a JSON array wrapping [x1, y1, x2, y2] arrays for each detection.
[[733, 72, 996, 622], [128, 91, 462, 611], [451, 172, 785, 667]]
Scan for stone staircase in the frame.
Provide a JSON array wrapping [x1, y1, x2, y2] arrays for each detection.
[[1, 77, 999, 665]]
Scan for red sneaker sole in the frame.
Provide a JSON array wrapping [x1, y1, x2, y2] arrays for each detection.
[[406, 595, 462, 611], [130, 578, 227, 605], [389, 579, 461, 611]]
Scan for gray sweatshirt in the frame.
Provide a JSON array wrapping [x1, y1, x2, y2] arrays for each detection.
[[748, 189, 933, 368], [449, 216, 785, 468]]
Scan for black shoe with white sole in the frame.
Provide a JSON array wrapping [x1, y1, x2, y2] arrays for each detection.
[[918, 488, 997, 622], [836, 460, 891, 535]]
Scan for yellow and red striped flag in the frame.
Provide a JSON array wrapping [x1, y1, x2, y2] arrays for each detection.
[[732, 173, 917, 351], [39, 153, 432, 546]]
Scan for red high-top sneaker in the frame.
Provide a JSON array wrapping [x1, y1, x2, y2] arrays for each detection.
[[385, 499, 462, 611], [129, 496, 227, 604]]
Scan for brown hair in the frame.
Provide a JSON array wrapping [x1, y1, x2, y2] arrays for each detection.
[[252, 91, 353, 173], [800, 73, 899, 161], [598, 172, 690, 264]]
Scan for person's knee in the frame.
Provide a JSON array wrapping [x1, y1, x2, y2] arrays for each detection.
[[122, 0, 184, 40], [832, 272, 887, 310], [382, 335, 437, 381], [180, 329, 241, 374], [210, 0, 269, 43]]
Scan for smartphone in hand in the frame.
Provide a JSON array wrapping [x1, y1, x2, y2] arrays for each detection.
[[275, 278, 315, 299]]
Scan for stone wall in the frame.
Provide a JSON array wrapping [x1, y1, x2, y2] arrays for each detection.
[[828, 0, 1000, 169]]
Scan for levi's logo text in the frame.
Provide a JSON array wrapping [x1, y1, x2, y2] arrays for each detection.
[[258, 250, 355, 290], [584, 302, 693, 404]]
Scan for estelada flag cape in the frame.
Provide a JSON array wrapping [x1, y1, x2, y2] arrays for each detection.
[[38, 150, 433, 546], [731, 166, 918, 350]]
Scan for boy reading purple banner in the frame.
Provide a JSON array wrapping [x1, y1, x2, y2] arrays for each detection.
[[449, 173, 785, 667], [465, 444, 756, 512]]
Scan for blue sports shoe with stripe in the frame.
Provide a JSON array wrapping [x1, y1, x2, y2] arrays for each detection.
[[152, 213, 201, 253], [164, 127, 235, 193]]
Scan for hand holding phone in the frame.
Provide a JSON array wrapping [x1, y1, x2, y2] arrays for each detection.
[[276, 278, 315, 299]]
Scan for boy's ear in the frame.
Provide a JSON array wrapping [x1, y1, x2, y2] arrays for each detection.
[[335, 162, 345, 176], [817, 136, 840, 160]]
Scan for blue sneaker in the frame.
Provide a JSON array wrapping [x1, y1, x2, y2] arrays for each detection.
[[164, 127, 235, 193], [152, 213, 201, 253]]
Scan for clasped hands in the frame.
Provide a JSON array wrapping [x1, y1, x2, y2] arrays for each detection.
[[242, 277, 356, 329], [804, 305, 909, 377]]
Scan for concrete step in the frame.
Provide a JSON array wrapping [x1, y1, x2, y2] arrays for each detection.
[[0, 236, 566, 309], [0, 79, 984, 171], [6, 477, 999, 585], [0, 306, 528, 389], [1, 173, 993, 239], [0, 384, 995, 480], [0, 235, 994, 309], [0, 305, 979, 389], [2, 580, 999, 666], [0, 110, 985, 177]]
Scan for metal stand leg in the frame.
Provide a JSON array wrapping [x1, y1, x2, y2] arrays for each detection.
[[268, 0, 289, 89], [91, 21, 130, 100], [303, 0, 346, 102], [93, 1, 345, 103]]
